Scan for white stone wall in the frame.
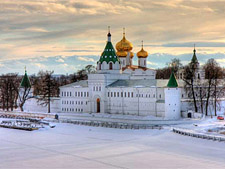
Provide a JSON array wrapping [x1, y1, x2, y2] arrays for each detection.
[[60, 87, 90, 113], [23, 97, 60, 113], [106, 87, 159, 116]]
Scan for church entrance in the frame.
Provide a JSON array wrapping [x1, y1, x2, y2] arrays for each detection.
[[96, 98, 100, 113], [187, 112, 192, 118]]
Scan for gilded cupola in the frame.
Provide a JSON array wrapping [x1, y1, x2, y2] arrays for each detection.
[[116, 28, 133, 57], [137, 41, 148, 58]]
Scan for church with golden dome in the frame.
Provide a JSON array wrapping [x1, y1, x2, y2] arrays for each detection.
[[58, 28, 182, 120], [96, 28, 156, 79], [23, 28, 225, 120]]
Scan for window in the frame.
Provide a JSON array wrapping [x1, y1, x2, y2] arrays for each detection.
[[78, 92, 80, 97], [111, 92, 113, 97], [138, 60, 140, 66], [84, 92, 86, 97], [144, 60, 146, 66], [70, 92, 72, 96], [123, 60, 125, 65], [109, 62, 113, 70], [67, 92, 69, 96], [86, 101, 88, 105], [131, 92, 133, 97], [108, 92, 110, 97], [61, 92, 63, 97], [87, 92, 89, 97], [124, 92, 126, 97], [81, 92, 83, 97], [159, 94, 161, 98], [99, 63, 101, 70], [117, 92, 119, 97], [75, 92, 77, 97], [128, 92, 130, 97], [121, 92, 123, 97], [93, 86, 95, 91], [99, 86, 101, 91], [114, 92, 116, 97]]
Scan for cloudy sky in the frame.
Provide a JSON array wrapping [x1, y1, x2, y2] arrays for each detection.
[[1, 0, 225, 75]]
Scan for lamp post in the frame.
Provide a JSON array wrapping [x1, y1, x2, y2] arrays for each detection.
[[135, 86, 142, 116], [137, 88, 139, 116]]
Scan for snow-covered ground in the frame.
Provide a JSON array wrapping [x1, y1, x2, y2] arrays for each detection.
[[0, 120, 225, 169]]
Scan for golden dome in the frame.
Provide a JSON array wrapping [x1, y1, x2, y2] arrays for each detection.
[[137, 48, 148, 58], [116, 29, 133, 52], [116, 51, 127, 57], [137, 41, 148, 58]]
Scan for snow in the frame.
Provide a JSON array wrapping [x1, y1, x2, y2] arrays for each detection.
[[1, 120, 225, 169]]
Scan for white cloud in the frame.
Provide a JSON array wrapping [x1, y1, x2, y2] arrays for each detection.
[[56, 58, 64, 63], [77, 56, 95, 63]]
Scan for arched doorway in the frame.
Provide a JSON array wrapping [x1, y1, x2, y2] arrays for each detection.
[[109, 62, 113, 70], [187, 112, 192, 118], [96, 98, 100, 113]]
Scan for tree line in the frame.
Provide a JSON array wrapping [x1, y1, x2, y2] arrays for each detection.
[[156, 58, 225, 116], [0, 65, 96, 112]]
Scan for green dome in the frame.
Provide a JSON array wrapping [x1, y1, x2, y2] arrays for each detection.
[[167, 72, 178, 88], [20, 71, 31, 88], [98, 32, 120, 64]]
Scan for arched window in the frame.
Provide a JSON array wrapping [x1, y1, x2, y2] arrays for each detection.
[[109, 62, 113, 70], [99, 63, 101, 70]]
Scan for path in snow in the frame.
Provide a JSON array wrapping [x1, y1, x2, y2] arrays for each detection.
[[0, 122, 225, 169]]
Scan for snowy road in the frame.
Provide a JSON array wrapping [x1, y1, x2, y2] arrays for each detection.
[[0, 123, 225, 169]]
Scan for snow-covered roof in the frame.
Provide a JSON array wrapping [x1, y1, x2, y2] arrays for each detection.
[[60, 80, 88, 88], [107, 79, 185, 88]]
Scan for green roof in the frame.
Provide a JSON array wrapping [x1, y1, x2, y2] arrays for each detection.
[[98, 41, 120, 64], [191, 48, 198, 63], [20, 71, 31, 88], [167, 72, 178, 88]]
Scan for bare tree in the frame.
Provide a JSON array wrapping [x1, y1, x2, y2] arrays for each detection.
[[0, 74, 20, 111], [204, 59, 224, 116], [17, 71, 33, 111], [183, 65, 198, 113], [37, 71, 58, 113]]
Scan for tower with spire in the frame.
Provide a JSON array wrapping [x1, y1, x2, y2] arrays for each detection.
[[97, 26, 121, 73], [190, 45, 205, 79], [20, 67, 31, 88], [164, 70, 181, 120], [190, 44, 199, 70]]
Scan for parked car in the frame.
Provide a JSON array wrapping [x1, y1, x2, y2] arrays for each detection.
[[217, 116, 224, 120]]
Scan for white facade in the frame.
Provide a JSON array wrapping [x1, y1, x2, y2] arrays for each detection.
[[164, 88, 181, 120], [23, 31, 225, 118]]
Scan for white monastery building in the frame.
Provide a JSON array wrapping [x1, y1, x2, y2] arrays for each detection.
[[23, 29, 225, 119], [59, 30, 183, 120]]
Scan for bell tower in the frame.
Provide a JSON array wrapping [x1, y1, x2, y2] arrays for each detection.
[[97, 27, 121, 74]]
